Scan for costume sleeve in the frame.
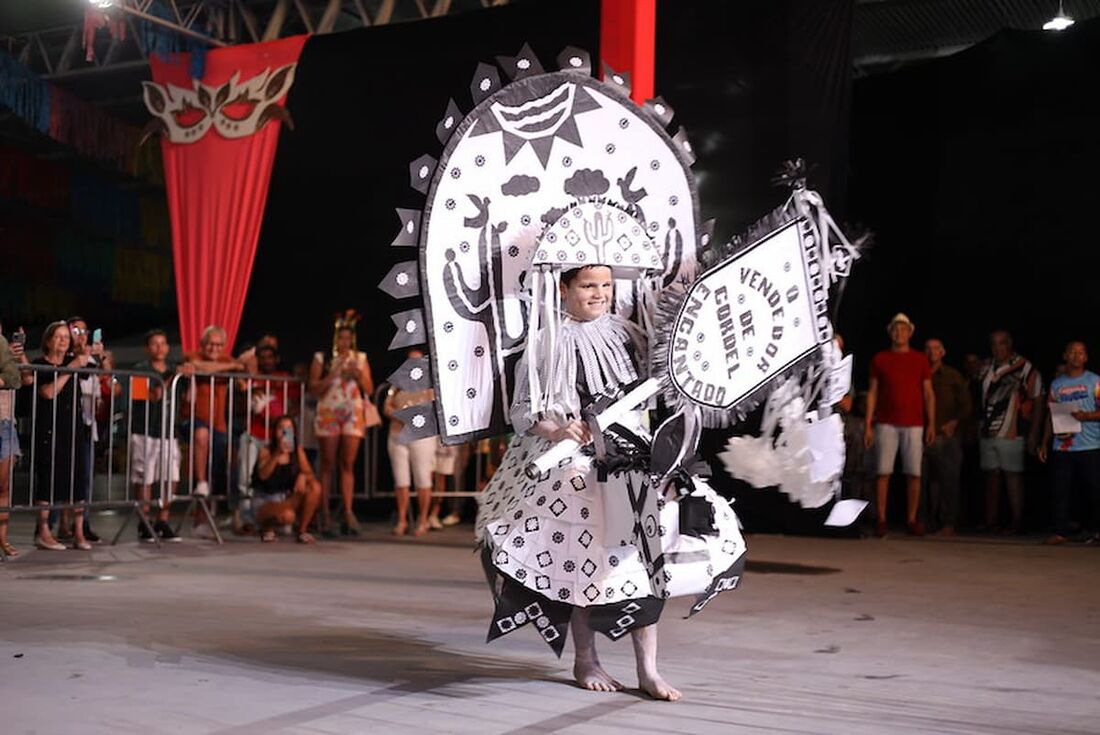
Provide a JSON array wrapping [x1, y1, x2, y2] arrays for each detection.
[[0, 336, 20, 389], [509, 352, 535, 435]]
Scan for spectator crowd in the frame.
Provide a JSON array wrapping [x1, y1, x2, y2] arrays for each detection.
[[2, 309, 1098, 558], [839, 313, 1100, 544], [0, 315, 493, 558]]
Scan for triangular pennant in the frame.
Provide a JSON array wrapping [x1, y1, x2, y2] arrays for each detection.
[[435, 98, 463, 145], [387, 356, 432, 392], [409, 154, 438, 194], [388, 308, 426, 350], [601, 63, 632, 98], [470, 62, 502, 105], [496, 43, 544, 81], [394, 401, 439, 443], [391, 208, 421, 247], [556, 46, 592, 76], [643, 96, 675, 128], [378, 261, 420, 299], [672, 126, 696, 165]]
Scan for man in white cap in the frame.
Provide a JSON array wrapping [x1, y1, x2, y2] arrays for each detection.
[[864, 313, 936, 536]]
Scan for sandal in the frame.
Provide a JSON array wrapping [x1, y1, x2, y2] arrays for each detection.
[[296, 532, 316, 544], [413, 523, 430, 537], [0, 540, 19, 558], [392, 522, 408, 536], [260, 529, 277, 543]]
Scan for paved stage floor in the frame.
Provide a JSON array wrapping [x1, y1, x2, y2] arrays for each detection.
[[1, 520, 1098, 734]]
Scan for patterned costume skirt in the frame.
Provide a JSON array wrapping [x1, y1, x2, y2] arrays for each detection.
[[475, 432, 747, 655]]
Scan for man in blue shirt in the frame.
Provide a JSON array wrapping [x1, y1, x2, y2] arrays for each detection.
[[1039, 341, 1100, 543]]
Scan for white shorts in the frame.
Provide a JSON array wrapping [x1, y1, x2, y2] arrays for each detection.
[[875, 424, 923, 477], [979, 437, 1025, 473], [129, 434, 181, 484], [387, 433, 437, 489]]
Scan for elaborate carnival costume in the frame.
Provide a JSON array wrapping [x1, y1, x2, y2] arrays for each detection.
[[379, 46, 863, 656]]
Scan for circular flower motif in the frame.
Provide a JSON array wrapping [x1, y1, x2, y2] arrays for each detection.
[[520, 214, 531, 226], [475, 155, 485, 166], [448, 360, 458, 371], [552, 531, 565, 543], [459, 241, 470, 253], [561, 156, 573, 167], [448, 415, 459, 426], [466, 388, 477, 399], [450, 168, 461, 179], [512, 536, 524, 548], [618, 118, 629, 129], [605, 143, 616, 154], [443, 321, 454, 333], [445, 198, 456, 210], [508, 245, 519, 257], [563, 560, 576, 572], [650, 160, 660, 170], [558, 588, 570, 600], [474, 346, 485, 357]]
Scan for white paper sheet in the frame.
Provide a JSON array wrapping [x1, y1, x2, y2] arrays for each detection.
[[1050, 402, 1082, 434], [821, 354, 853, 407], [824, 499, 868, 527]]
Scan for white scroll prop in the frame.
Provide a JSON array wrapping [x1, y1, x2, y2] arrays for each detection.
[[525, 378, 661, 479]]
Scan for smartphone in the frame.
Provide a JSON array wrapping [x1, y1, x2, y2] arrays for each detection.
[[10, 330, 25, 347], [91, 328, 102, 344]]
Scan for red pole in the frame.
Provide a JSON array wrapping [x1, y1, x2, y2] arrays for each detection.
[[600, 0, 656, 104]]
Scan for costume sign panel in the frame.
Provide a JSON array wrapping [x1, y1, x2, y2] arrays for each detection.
[[667, 219, 830, 411], [418, 72, 699, 445]]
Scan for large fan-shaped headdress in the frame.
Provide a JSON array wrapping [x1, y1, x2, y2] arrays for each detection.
[[380, 44, 708, 444]]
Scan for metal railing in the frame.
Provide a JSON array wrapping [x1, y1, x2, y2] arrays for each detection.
[[165, 369, 308, 541], [1, 365, 175, 557]]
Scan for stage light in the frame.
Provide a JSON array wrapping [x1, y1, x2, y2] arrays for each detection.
[[1043, 1, 1075, 31], [88, 0, 115, 9]]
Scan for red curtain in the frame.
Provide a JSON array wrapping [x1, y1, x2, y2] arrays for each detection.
[[151, 35, 307, 354], [600, 0, 656, 104]]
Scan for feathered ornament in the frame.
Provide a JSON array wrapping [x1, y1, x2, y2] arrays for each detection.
[[332, 308, 361, 358]]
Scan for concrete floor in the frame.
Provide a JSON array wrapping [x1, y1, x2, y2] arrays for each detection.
[[1, 517, 1098, 735]]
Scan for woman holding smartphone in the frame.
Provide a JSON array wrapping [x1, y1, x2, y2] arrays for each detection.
[[251, 416, 321, 543]]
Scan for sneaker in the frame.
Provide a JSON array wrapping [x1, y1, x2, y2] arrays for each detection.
[[440, 513, 461, 527], [139, 524, 156, 544], [155, 520, 181, 543], [428, 515, 444, 531], [193, 481, 210, 498]]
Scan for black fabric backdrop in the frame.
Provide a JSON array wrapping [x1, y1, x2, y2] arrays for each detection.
[[241, 0, 856, 529], [844, 20, 1100, 386]]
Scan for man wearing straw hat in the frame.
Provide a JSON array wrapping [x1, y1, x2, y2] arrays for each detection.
[[864, 313, 936, 536]]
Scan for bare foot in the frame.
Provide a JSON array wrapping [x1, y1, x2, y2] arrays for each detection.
[[392, 522, 408, 536], [574, 660, 623, 692], [638, 671, 681, 701]]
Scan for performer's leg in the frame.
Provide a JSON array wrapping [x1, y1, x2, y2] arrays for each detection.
[[632, 623, 681, 701], [393, 486, 410, 535], [570, 608, 621, 692]]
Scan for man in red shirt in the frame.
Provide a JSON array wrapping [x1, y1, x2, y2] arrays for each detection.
[[863, 313, 936, 536]]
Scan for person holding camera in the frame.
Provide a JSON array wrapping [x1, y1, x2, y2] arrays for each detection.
[[0, 321, 31, 557], [251, 416, 321, 544], [309, 316, 378, 536]]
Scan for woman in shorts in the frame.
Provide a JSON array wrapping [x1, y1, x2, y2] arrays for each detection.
[[252, 416, 321, 544], [309, 320, 377, 536]]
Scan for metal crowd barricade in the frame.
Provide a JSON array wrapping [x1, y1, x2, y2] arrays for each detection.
[[165, 370, 307, 542], [0, 364, 171, 560], [366, 381, 489, 504]]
